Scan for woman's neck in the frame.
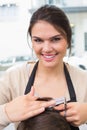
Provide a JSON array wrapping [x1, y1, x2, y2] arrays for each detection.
[[36, 62, 64, 78]]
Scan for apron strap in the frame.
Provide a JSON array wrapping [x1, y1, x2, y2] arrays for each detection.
[[64, 64, 77, 102], [25, 61, 38, 94]]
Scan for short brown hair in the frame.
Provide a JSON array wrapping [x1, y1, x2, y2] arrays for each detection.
[[17, 97, 71, 130]]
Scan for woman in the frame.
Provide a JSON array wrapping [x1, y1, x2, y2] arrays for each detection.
[[0, 4, 87, 130]]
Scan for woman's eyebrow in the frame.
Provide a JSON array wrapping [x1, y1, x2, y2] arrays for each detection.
[[32, 36, 41, 39], [32, 34, 62, 39]]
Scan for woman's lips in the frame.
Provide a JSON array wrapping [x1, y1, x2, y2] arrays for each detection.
[[42, 54, 57, 62]]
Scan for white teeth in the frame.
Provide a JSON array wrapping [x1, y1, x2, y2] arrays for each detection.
[[44, 55, 54, 58]]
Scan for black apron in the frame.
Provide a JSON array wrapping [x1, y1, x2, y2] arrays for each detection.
[[25, 61, 79, 130]]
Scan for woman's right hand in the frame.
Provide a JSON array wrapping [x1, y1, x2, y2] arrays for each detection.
[[5, 87, 55, 122]]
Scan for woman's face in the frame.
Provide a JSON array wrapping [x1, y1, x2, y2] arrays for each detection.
[[31, 20, 68, 67]]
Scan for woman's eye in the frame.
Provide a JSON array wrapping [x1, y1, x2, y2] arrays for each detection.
[[52, 37, 62, 42], [34, 39, 42, 43]]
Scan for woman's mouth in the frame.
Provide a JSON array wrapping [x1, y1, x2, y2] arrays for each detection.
[[42, 53, 58, 62]]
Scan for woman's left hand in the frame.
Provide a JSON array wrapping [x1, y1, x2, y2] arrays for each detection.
[[55, 102, 87, 126]]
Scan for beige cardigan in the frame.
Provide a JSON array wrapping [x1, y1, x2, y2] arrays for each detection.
[[0, 62, 87, 129]]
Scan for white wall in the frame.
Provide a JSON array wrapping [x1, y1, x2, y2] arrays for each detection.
[[67, 12, 87, 56], [64, 0, 87, 6]]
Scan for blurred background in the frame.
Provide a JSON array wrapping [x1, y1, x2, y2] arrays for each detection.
[[0, 1, 87, 129]]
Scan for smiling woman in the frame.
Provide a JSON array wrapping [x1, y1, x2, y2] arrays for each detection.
[[0, 4, 87, 130]]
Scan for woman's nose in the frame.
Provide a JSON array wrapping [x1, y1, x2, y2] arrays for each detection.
[[42, 41, 52, 52]]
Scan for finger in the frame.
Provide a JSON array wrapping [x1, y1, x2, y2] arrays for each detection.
[[66, 102, 76, 109], [26, 93, 37, 101], [24, 100, 56, 120], [31, 100, 56, 109], [59, 108, 75, 118], [23, 107, 45, 120], [55, 103, 65, 111], [26, 101, 45, 112], [66, 115, 80, 126], [59, 110, 66, 117], [66, 116, 75, 122], [25, 99, 56, 112], [29, 86, 35, 96], [26, 86, 37, 100], [42, 100, 56, 108]]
